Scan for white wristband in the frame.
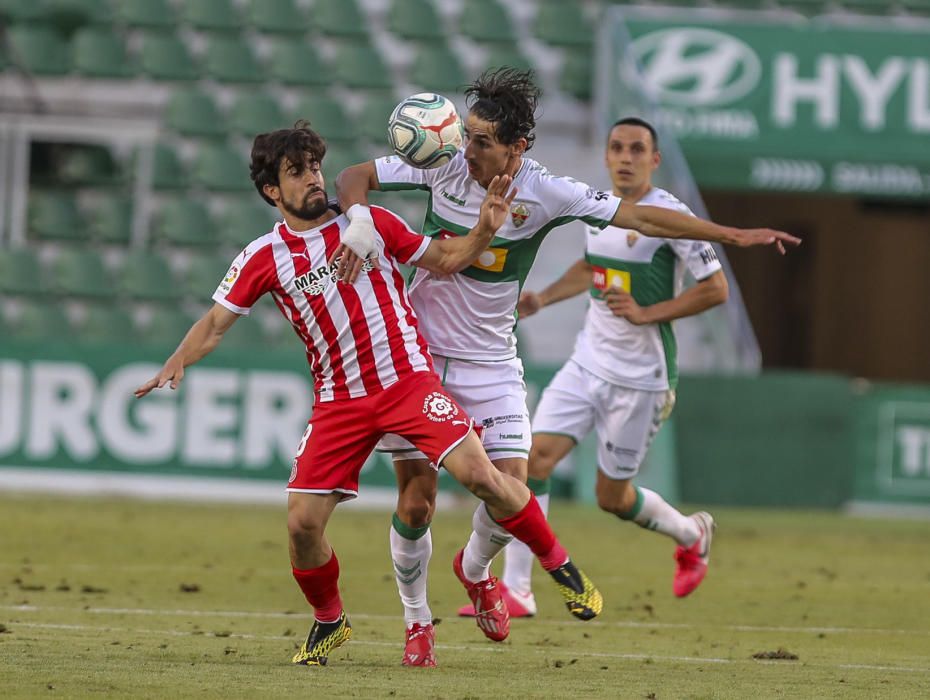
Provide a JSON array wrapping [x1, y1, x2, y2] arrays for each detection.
[[346, 203, 373, 222]]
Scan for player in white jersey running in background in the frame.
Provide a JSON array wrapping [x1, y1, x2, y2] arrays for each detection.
[[335, 69, 799, 644], [133, 122, 605, 668], [477, 117, 728, 619]]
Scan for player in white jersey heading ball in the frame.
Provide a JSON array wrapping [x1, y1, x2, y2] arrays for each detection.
[[133, 121, 605, 669], [335, 69, 799, 643], [477, 117, 728, 620]]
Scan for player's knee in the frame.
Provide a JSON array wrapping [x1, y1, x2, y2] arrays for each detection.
[[528, 445, 559, 480], [397, 494, 434, 528], [286, 510, 325, 546], [596, 480, 635, 515], [460, 461, 500, 501]]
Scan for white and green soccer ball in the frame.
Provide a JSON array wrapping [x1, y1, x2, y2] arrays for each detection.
[[388, 93, 464, 169]]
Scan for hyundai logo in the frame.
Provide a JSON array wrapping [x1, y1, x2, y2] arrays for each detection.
[[631, 28, 762, 107]]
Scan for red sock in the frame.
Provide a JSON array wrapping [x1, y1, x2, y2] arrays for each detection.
[[292, 551, 343, 623], [496, 494, 568, 572]]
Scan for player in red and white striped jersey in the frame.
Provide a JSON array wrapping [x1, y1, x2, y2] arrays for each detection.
[[134, 122, 603, 667]]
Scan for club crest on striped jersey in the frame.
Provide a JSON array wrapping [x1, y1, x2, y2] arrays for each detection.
[[422, 392, 458, 422], [627, 231, 639, 247], [510, 203, 530, 228]]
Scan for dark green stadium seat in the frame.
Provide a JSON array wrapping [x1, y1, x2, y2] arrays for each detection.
[[216, 199, 279, 247], [72, 27, 134, 78], [411, 44, 465, 93], [165, 88, 227, 139], [114, 0, 177, 28], [485, 45, 533, 74], [27, 191, 84, 241], [0, 248, 46, 295], [899, 0, 930, 16], [333, 43, 393, 90], [143, 307, 197, 344], [247, 0, 308, 34], [291, 95, 357, 144], [229, 93, 287, 136], [774, 0, 829, 14], [13, 301, 70, 341], [459, 0, 516, 43], [43, 0, 111, 30], [119, 251, 183, 301], [57, 144, 121, 187], [6, 25, 70, 75], [87, 195, 133, 245], [836, 0, 889, 13], [74, 304, 137, 344], [358, 94, 400, 147], [322, 145, 370, 187], [315, 0, 368, 38], [388, 0, 445, 41], [180, 0, 242, 32], [184, 252, 230, 299], [139, 32, 199, 81], [192, 144, 252, 191], [53, 249, 115, 298], [0, 0, 47, 22], [560, 49, 593, 101], [149, 142, 189, 190], [204, 35, 263, 84], [534, 0, 593, 48], [267, 39, 330, 87], [152, 198, 218, 247]]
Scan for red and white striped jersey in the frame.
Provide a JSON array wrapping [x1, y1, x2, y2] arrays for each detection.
[[213, 207, 433, 403]]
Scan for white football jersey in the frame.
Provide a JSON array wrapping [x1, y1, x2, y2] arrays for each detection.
[[570, 187, 723, 391], [376, 151, 621, 361]]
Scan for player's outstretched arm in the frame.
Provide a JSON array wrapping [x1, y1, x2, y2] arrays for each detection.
[[331, 161, 383, 283], [133, 304, 239, 398], [518, 258, 592, 319], [613, 201, 801, 254], [415, 175, 517, 275]]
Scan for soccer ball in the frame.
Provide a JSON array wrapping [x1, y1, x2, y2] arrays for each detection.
[[388, 93, 464, 169]]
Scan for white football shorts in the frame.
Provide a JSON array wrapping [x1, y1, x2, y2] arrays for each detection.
[[378, 354, 531, 462], [532, 359, 675, 480]]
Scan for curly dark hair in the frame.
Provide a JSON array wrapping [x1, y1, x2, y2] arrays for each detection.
[[464, 67, 539, 151], [250, 120, 327, 206]]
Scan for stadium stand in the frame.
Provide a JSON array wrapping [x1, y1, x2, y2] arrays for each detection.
[[3, 0, 926, 351]]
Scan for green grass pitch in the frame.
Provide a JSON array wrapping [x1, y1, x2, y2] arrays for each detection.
[[1, 493, 928, 698]]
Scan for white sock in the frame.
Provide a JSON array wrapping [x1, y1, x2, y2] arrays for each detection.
[[626, 487, 700, 546], [461, 503, 513, 583], [502, 492, 548, 595], [390, 519, 432, 627]]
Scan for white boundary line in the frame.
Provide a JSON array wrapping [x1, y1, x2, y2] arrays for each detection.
[[4, 604, 930, 638], [0, 467, 461, 509], [6, 621, 930, 674]]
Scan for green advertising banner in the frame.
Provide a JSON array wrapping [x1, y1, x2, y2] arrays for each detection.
[[602, 9, 930, 197], [0, 341, 577, 499], [852, 385, 930, 506]]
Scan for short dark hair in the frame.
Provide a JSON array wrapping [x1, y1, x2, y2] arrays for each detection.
[[464, 67, 539, 150], [610, 117, 659, 151], [250, 120, 327, 206]]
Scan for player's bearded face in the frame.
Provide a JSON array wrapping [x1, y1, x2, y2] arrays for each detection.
[[282, 185, 329, 220], [277, 156, 329, 220]]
